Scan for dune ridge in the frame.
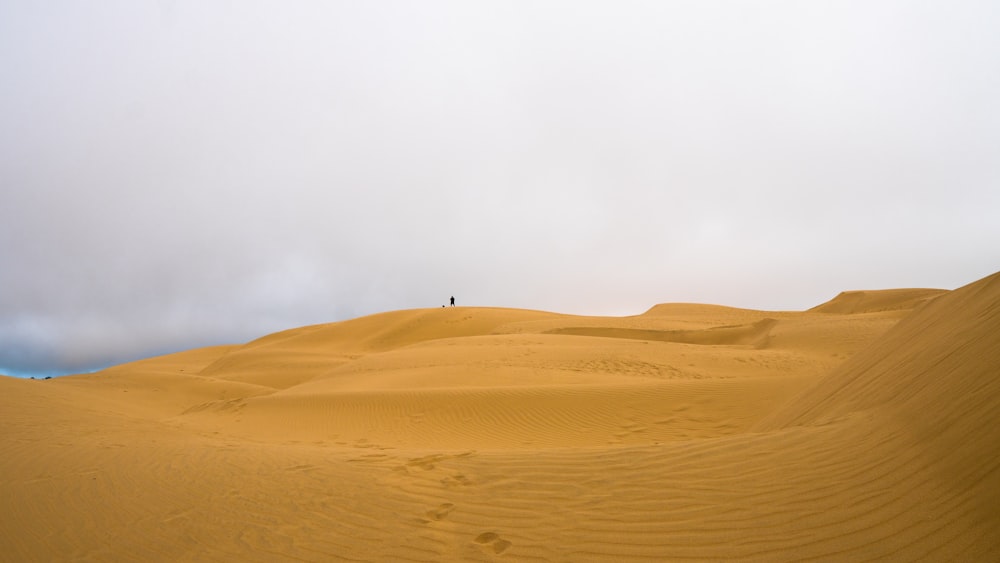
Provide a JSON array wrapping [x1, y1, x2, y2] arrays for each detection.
[[759, 272, 1000, 536], [808, 287, 947, 314], [2, 274, 998, 561], [545, 317, 778, 347]]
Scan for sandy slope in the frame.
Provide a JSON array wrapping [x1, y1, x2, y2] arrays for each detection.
[[2, 278, 997, 561]]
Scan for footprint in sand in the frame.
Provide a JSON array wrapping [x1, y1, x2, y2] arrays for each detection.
[[441, 473, 472, 487], [474, 532, 512, 555], [425, 503, 455, 521], [406, 454, 447, 471]]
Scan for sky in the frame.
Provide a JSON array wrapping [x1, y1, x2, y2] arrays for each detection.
[[2, 1, 999, 377]]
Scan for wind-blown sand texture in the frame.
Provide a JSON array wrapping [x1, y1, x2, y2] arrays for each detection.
[[2, 273, 998, 561]]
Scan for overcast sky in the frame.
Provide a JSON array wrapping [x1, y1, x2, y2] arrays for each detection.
[[2, 1, 998, 377]]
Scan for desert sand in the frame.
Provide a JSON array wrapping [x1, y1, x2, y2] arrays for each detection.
[[2, 272, 998, 561]]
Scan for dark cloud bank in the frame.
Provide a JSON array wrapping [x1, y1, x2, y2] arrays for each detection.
[[2, 1, 999, 377]]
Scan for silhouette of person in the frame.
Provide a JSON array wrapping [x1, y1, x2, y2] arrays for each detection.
[[450, 296, 455, 307]]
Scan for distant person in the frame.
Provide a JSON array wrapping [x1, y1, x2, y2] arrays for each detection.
[[450, 296, 455, 307]]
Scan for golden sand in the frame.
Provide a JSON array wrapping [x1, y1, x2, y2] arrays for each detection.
[[2, 274, 997, 561]]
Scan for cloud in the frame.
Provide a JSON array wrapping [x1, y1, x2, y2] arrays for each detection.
[[2, 1, 999, 376]]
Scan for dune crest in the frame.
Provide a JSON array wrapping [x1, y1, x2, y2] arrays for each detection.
[[808, 287, 947, 314], [545, 317, 778, 347], [3, 274, 998, 560], [763, 273, 999, 429]]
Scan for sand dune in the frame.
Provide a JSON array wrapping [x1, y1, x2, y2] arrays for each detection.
[[2, 273, 998, 561], [808, 287, 947, 314]]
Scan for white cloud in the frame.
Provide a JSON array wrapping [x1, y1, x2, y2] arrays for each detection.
[[2, 0, 998, 375]]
